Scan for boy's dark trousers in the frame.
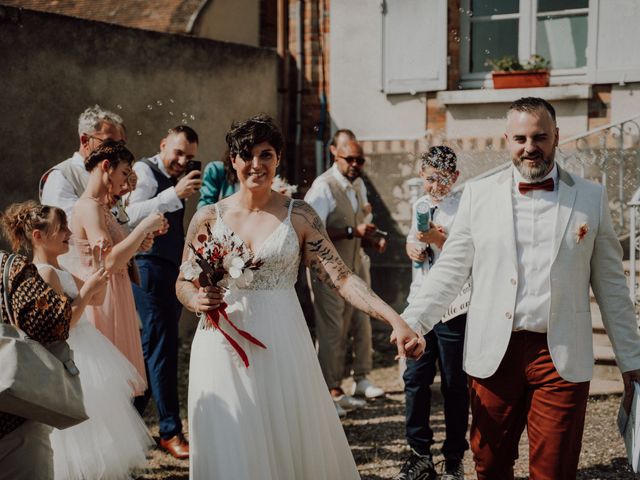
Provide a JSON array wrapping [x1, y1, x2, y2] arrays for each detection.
[[403, 313, 469, 459]]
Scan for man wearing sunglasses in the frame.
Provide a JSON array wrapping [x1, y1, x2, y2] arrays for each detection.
[[306, 135, 388, 417], [40, 105, 126, 222]]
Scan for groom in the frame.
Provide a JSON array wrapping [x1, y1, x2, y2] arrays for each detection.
[[401, 97, 640, 479]]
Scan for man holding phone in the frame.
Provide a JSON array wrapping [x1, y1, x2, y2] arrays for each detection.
[[126, 125, 200, 459]]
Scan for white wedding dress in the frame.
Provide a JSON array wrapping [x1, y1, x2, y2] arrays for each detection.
[[187, 201, 360, 480], [36, 265, 154, 480]]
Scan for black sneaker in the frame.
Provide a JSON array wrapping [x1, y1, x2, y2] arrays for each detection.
[[393, 450, 436, 480], [440, 457, 464, 480]]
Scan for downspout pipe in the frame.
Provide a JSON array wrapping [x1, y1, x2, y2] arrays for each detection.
[[295, 0, 304, 185]]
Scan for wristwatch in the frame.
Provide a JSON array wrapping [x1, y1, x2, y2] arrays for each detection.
[[345, 226, 354, 240]]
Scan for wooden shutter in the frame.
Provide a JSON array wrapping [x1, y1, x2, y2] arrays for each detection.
[[587, 0, 640, 83], [381, 0, 447, 93]]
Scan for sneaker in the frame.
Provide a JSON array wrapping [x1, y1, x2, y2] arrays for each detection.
[[440, 458, 464, 480], [393, 450, 436, 480], [334, 401, 347, 418], [333, 394, 366, 411], [352, 378, 385, 398]]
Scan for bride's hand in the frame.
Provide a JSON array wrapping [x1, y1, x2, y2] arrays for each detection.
[[390, 323, 425, 360], [191, 285, 224, 313]]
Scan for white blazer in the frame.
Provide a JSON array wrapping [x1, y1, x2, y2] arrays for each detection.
[[402, 165, 640, 382]]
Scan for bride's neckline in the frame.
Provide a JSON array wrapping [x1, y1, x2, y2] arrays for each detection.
[[217, 215, 288, 259]]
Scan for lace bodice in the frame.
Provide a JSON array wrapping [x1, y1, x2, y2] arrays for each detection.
[[183, 201, 301, 291], [216, 201, 300, 290]]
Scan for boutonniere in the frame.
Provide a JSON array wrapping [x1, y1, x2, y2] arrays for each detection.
[[575, 223, 589, 243]]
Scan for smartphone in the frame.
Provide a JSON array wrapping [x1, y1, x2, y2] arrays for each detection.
[[185, 160, 202, 176]]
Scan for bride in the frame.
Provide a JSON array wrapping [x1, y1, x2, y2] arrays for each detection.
[[176, 114, 424, 479]]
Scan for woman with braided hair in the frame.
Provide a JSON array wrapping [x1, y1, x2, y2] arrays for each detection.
[[0, 205, 73, 479], [69, 140, 167, 387]]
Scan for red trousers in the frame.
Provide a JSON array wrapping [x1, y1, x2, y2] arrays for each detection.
[[469, 331, 590, 480]]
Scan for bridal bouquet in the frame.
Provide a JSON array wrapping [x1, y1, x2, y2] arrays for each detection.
[[181, 223, 266, 367]]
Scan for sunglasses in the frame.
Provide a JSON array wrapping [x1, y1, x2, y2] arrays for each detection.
[[338, 155, 366, 166]]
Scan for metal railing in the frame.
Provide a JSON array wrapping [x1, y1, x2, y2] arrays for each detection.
[[629, 188, 640, 308]]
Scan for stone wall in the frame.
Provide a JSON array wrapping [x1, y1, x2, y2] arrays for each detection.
[[0, 5, 278, 224]]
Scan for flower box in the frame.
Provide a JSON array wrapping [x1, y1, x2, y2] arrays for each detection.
[[491, 70, 550, 89]]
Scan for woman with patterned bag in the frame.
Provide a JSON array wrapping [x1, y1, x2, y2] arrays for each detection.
[[0, 225, 73, 479]]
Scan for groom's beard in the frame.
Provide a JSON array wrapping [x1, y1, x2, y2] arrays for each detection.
[[512, 151, 555, 181]]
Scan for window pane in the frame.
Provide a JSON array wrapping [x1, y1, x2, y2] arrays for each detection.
[[536, 14, 588, 69], [470, 19, 519, 72], [538, 0, 588, 13], [471, 0, 518, 16]]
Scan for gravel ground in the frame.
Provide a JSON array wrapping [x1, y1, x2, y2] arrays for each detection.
[[138, 325, 638, 480]]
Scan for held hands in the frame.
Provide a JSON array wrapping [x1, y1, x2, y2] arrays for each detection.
[[175, 170, 203, 200], [390, 322, 425, 360], [191, 286, 224, 313]]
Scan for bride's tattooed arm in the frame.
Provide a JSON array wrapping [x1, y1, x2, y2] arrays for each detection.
[[291, 200, 407, 324], [176, 205, 222, 313]]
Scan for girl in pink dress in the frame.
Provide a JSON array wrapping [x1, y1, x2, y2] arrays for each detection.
[[70, 140, 167, 390]]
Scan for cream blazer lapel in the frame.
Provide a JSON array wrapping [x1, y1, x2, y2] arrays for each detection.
[[495, 167, 518, 273], [551, 166, 577, 264]]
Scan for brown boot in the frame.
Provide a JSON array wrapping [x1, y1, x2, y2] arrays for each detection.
[[158, 433, 190, 459]]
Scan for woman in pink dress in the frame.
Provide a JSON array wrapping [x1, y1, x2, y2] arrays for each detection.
[[70, 140, 167, 390]]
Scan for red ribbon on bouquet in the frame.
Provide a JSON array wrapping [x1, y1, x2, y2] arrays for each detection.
[[204, 303, 267, 368]]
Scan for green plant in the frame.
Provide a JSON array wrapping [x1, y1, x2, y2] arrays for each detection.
[[486, 54, 550, 72]]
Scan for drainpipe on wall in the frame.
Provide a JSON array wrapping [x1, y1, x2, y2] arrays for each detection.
[[316, 0, 327, 177], [277, 0, 290, 178], [316, 92, 327, 177], [295, 0, 304, 185]]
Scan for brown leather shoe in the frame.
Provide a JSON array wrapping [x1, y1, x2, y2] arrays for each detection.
[[158, 433, 190, 459]]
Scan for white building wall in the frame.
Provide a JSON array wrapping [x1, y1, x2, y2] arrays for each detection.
[[330, 0, 427, 140]]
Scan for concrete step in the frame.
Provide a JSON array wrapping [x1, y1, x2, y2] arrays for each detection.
[[594, 343, 616, 365], [589, 377, 624, 395]]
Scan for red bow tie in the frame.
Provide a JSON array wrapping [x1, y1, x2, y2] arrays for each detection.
[[518, 178, 554, 195]]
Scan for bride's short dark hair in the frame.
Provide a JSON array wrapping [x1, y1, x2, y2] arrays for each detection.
[[226, 114, 284, 160]]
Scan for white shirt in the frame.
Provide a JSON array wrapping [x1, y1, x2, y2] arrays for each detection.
[[125, 155, 183, 227], [512, 164, 559, 332], [41, 152, 88, 221], [406, 192, 461, 304], [304, 163, 368, 225]]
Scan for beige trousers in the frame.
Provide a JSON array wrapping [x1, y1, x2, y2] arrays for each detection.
[[0, 420, 53, 480], [311, 250, 373, 389]]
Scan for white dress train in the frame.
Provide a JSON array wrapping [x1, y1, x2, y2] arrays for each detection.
[[37, 265, 154, 480], [187, 201, 360, 480]]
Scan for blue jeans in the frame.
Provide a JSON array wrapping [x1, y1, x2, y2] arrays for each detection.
[[132, 258, 183, 439], [403, 314, 469, 459]]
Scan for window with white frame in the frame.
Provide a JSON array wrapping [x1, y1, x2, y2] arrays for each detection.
[[459, 0, 589, 86]]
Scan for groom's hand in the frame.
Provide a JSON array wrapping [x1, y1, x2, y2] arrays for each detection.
[[390, 325, 425, 360]]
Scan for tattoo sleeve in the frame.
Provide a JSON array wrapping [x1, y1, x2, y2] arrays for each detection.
[[294, 200, 400, 325]]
